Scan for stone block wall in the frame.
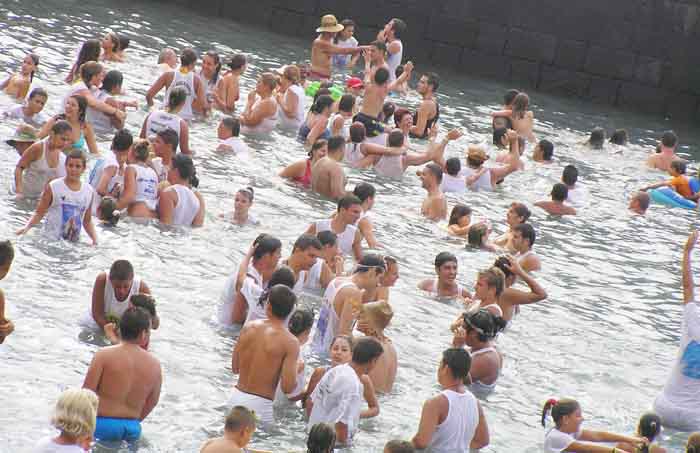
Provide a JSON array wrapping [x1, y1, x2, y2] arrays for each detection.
[[153, 0, 700, 121]]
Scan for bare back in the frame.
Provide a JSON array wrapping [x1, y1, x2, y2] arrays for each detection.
[[311, 157, 345, 199], [368, 337, 397, 393], [361, 84, 389, 118]]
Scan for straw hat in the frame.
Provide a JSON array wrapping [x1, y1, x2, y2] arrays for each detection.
[[316, 14, 344, 33], [6, 125, 37, 148], [361, 300, 394, 333], [467, 145, 489, 163]]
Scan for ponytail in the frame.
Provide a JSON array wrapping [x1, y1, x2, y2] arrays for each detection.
[[541, 398, 558, 427], [541, 398, 579, 428]]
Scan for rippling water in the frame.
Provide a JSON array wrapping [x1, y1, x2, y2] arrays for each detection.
[[2, 1, 700, 452]]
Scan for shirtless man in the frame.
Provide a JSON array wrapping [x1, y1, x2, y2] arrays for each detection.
[[418, 163, 447, 221], [493, 202, 531, 252], [310, 15, 364, 80], [512, 223, 541, 272], [83, 307, 162, 442], [312, 136, 347, 199], [629, 191, 650, 215], [376, 18, 406, 83], [362, 41, 389, 82], [535, 183, 577, 216], [306, 195, 363, 261], [410, 73, 440, 139], [231, 284, 300, 425], [648, 131, 681, 172]]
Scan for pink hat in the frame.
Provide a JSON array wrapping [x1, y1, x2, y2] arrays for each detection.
[[346, 77, 364, 89]]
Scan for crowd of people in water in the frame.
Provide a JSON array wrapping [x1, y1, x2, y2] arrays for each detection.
[[2, 11, 700, 453]]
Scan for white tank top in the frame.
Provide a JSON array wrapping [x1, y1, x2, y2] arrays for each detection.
[[310, 278, 357, 355], [198, 69, 217, 105], [428, 389, 479, 453], [463, 166, 493, 191], [103, 274, 142, 319], [278, 84, 306, 129], [132, 164, 159, 209], [146, 110, 182, 142], [22, 139, 66, 198], [241, 99, 278, 134], [62, 81, 92, 113], [344, 143, 365, 168], [331, 113, 350, 140], [374, 154, 405, 178], [294, 258, 324, 293], [440, 173, 466, 193], [168, 184, 200, 226], [165, 70, 196, 120], [86, 90, 114, 135], [386, 39, 403, 83], [46, 178, 94, 241], [315, 219, 357, 257]]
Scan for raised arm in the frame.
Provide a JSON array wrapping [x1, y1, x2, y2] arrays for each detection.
[[490, 130, 520, 182], [505, 257, 547, 305], [388, 61, 413, 92], [683, 231, 697, 304]]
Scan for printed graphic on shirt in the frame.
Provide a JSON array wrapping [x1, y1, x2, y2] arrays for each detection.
[[681, 340, 700, 379], [61, 202, 83, 241]]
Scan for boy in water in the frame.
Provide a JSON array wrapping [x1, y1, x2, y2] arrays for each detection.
[[535, 183, 577, 216], [641, 159, 697, 201], [199, 406, 257, 453], [104, 294, 159, 347], [0, 241, 15, 343]]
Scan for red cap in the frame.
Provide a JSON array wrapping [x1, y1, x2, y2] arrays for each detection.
[[346, 77, 364, 89]]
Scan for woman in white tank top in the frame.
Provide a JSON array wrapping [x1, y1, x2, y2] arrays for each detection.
[[14, 121, 71, 198], [275, 65, 306, 130], [117, 139, 159, 219], [158, 154, 205, 226], [199, 50, 221, 106], [17, 150, 97, 245], [140, 86, 191, 154]]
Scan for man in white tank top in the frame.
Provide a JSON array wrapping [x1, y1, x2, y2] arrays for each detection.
[[283, 234, 335, 293], [412, 348, 489, 452], [377, 18, 406, 83], [305, 194, 363, 261], [512, 223, 541, 273]]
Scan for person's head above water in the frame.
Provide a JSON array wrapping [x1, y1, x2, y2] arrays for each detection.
[[307, 422, 336, 453], [503, 89, 519, 108], [628, 191, 650, 215], [687, 432, 700, 453], [349, 122, 366, 144], [351, 336, 384, 367], [541, 398, 581, 431], [449, 204, 472, 226], [669, 159, 687, 176], [661, 130, 678, 151], [336, 194, 363, 224], [252, 233, 282, 267], [587, 127, 606, 149], [180, 47, 197, 68], [98, 197, 120, 226], [166, 86, 187, 112], [434, 251, 458, 283], [467, 145, 489, 168], [513, 223, 536, 251], [511, 92, 529, 119], [157, 47, 177, 67], [109, 259, 134, 301], [0, 240, 14, 280], [462, 308, 507, 344], [445, 157, 461, 177], [50, 388, 98, 446], [374, 67, 390, 86], [551, 183, 569, 202], [353, 182, 376, 210], [265, 284, 297, 320], [387, 129, 405, 148], [562, 164, 578, 187], [219, 116, 241, 139], [224, 405, 256, 446], [327, 135, 345, 155], [609, 129, 629, 146], [384, 440, 415, 453], [420, 163, 443, 187], [439, 348, 471, 383], [535, 139, 554, 161], [119, 306, 151, 345], [493, 127, 508, 148], [169, 153, 199, 188]]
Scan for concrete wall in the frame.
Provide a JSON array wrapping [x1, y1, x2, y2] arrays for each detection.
[[160, 0, 700, 121]]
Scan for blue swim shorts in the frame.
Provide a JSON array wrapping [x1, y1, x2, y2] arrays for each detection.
[[94, 416, 142, 441]]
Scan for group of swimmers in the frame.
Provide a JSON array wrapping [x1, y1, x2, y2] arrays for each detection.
[[1, 10, 699, 453]]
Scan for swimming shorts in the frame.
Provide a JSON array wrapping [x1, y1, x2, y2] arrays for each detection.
[[94, 416, 142, 441], [352, 112, 384, 138], [227, 387, 274, 424]]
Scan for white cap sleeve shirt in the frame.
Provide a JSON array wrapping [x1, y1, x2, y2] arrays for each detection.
[[543, 427, 581, 453]]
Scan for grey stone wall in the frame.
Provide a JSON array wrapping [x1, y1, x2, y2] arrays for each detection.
[[159, 0, 700, 121]]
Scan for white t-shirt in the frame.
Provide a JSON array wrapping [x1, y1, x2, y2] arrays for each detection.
[[33, 437, 85, 453], [2, 104, 48, 128], [219, 137, 250, 158], [566, 184, 587, 207], [543, 427, 581, 453], [308, 363, 364, 441], [332, 37, 359, 67]]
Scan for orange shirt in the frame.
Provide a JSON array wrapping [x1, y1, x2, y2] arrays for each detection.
[[670, 175, 693, 198]]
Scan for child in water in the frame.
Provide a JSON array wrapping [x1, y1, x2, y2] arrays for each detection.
[[97, 196, 121, 226], [1, 53, 39, 101], [0, 241, 15, 344], [33, 388, 98, 453], [641, 159, 696, 201], [199, 406, 257, 453], [615, 412, 666, 453]]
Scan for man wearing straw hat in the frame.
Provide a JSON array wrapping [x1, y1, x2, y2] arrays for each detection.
[[311, 14, 365, 81]]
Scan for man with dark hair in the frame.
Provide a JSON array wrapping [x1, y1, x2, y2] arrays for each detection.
[[561, 164, 587, 207], [412, 348, 489, 451], [628, 191, 650, 215], [648, 130, 682, 172], [89, 259, 151, 331], [494, 202, 531, 252], [363, 40, 389, 80], [377, 18, 406, 83], [217, 116, 249, 156], [282, 234, 334, 291], [410, 72, 440, 139], [306, 195, 363, 260], [83, 306, 162, 442], [311, 135, 347, 199], [352, 182, 379, 248], [535, 183, 577, 216], [533, 139, 554, 163], [503, 89, 519, 108], [232, 284, 300, 425], [152, 127, 178, 182], [418, 163, 447, 220], [309, 337, 383, 444], [512, 223, 541, 272]]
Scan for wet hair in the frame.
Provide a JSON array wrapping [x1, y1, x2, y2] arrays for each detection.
[[317, 230, 337, 248], [423, 72, 440, 92], [293, 234, 322, 253], [441, 348, 471, 379], [390, 18, 407, 38], [327, 136, 345, 153], [171, 153, 199, 188], [22, 53, 40, 83], [228, 53, 247, 71], [353, 182, 376, 203], [50, 388, 98, 439], [384, 440, 414, 453], [66, 94, 88, 123], [492, 115, 512, 130], [167, 86, 188, 111], [0, 240, 15, 267], [99, 197, 120, 226], [671, 159, 687, 174], [132, 139, 152, 162], [478, 267, 505, 297], [609, 129, 628, 145], [468, 223, 489, 248], [51, 119, 73, 136], [394, 108, 411, 127], [352, 336, 384, 364], [259, 72, 277, 91], [510, 202, 531, 222], [661, 130, 678, 148], [237, 186, 254, 203], [463, 309, 507, 341], [252, 234, 282, 261], [180, 48, 197, 67], [337, 194, 362, 212], [562, 164, 578, 186], [28, 87, 48, 100], [221, 116, 241, 137], [588, 127, 605, 149], [288, 308, 314, 336], [395, 65, 404, 79], [313, 88, 331, 104], [80, 62, 103, 86], [493, 256, 514, 281], [541, 398, 580, 428], [636, 413, 661, 452], [504, 89, 520, 106], [388, 129, 405, 147], [109, 259, 134, 281], [688, 433, 700, 453], [283, 65, 301, 84], [119, 306, 150, 341], [117, 34, 130, 51], [551, 183, 569, 202], [354, 253, 386, 274], [73, 39, 101, 78], [225, 406, 256, 432], [112, 129, 134, 152], [445, 157, 461, 176], [381, 101, 396, 123], [424, 163, 443, 184], [104, 32, 120, 52], [374, 67, 390, 85], [511, 92, 529, 120], [204, 50, 222, 86], [492, 127, 508, 147], [157, 127, 179, 151], [268, 284, 297, 319], [310, 94, 334, 114], [338, 94, 355, 114], [66, 149, 86, 167], [349, 122, 366, 143], [514, 223, 536, 247], [268, 266, 295, 290], [130, 294, 157, 319], [448, 204, 472, 226], [102, 70, 123, 93], [538, 139, 554, 160], [307, 422, 336, 453], [435, 251, 458, 269], [308, 139, 327, 158]]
